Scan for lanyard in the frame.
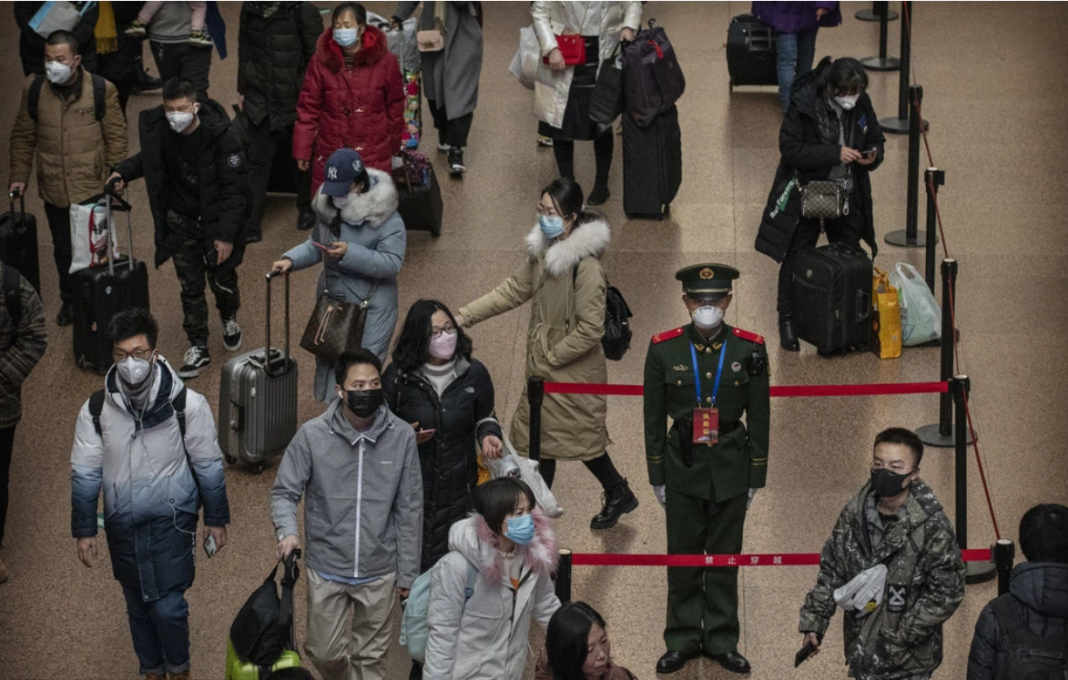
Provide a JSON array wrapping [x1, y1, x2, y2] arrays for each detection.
[[690, 339, 727, 407]]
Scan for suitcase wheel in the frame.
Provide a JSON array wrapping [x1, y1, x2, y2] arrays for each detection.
[[224, 454, 236, 465], [255, 463, 266, 475]]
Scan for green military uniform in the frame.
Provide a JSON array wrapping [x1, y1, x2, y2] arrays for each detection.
[[643, 264, 770, 657]]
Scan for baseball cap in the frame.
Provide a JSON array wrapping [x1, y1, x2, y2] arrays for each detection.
[[321, 148, 369, 197]]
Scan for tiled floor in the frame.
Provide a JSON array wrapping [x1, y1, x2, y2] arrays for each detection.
[[1, 2, 1066, 679]]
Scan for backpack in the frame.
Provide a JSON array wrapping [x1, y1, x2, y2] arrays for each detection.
[[28, 72, 107, 122], [572, 265, 633, 361], [990, 594, 1068, 680], [400, 560, 479, 663], [230, 550, 302, 669], [2, 265, 22, 350], [622, 19, 686, 127]]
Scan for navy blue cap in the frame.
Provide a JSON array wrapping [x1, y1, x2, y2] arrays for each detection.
[[322, 148, 369, 197]]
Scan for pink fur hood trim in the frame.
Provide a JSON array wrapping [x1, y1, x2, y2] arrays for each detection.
[[447, 507, 559, 582]]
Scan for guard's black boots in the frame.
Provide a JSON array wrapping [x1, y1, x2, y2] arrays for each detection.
[[590, 479, 639, 530]]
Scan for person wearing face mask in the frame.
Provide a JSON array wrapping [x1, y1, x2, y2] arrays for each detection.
[[8, 29, 127, 326], [70, 308, 231, 680], [755, 56, 886, 351], [457, 178, 639, 532], [109, 77, 249, 380], [641, 264, 770, 676], [423, 477, 561, 680], [272, 147, 406, 403], [271, 349, 423, 680], [799, 428, 965, 680], [293, 2, 405, 194], [535, 601, 637, 680]]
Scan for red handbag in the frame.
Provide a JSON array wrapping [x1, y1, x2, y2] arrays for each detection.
[[544, 34, 586, 65]]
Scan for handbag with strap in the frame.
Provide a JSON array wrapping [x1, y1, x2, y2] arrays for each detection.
[[589, 42, 624, 125], [800, 180, 847, 222], [416, 1, 447, 52], [545, 34, 586, 65], [299, 283, 379, 362]]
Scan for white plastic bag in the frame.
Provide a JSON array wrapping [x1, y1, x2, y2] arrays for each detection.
[[29, 1, 94, 39], [508, 26, 540, 91], [69, 195, 116, 273], [484, 435, 563, 518], [368, 12, 421, 73], [889, 263, 941, 346]]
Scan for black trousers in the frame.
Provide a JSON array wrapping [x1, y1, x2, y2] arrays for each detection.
[[150, 40, 211, 97], [43, 202, 75, 304], [167, 211, 241, 345], [427, 99, 473, 148], [539, 451, 624, 491], [776, 205, 864, 316], [0, 425, 17, 548], [245, 118, 311, 240]]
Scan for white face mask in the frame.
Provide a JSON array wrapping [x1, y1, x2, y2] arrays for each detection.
[[834, 94, 860, 111], [44, 60, 72, 84], [166, 106, 198, 133], [691, 306, 724, 330], [117, 356, 154, 387]]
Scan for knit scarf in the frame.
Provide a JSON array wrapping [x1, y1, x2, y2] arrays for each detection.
[[95, 1, 118, 55]]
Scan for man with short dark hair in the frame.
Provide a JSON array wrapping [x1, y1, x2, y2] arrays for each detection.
[[272, 349, 422, 680], [8, 29, 126, 325], [109, 77, 248, 378], [70, 307, 230, 680], [798, 428, 965, 680], [967, 503, 1068, 680]]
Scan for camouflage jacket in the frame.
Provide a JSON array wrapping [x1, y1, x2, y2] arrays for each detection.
[[798, 480, 966, 680]]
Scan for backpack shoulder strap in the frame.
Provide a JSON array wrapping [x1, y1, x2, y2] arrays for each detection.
[[172, 386, 188, 440], [28, 75, 45, 121], [2, 265, 22, 351], [989, 595, 1022, 644], [88, 389, 106, 437], [90, 73, 106, 121]]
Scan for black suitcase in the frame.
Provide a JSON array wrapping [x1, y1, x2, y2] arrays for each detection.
[[727, 14, 778, 90], [0, 191, 41, 295], [395, 165, 443, 237], [791, 244, 872, 355], [623, 104, 682, 220], [73, 193, 150, 374]]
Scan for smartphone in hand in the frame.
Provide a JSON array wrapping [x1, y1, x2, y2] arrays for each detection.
[[861, 148, 877, 158], [204, 534, 218, 559], [311, 240, 332, 253], [795, 640, 818, 668]]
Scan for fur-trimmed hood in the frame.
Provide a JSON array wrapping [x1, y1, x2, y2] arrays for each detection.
[[315, 24, 390, 72], [448, 508, 558, 582], [525, 217, 611, 277], [312, 168, 399, 228]]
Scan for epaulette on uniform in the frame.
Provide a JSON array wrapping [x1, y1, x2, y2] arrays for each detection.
[[652, 327, 685, 345], [732, 328, 765, 345]]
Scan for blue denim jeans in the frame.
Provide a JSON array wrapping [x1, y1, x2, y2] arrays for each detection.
[[121, 587, 191, 676], [776, 28, 820, 112]]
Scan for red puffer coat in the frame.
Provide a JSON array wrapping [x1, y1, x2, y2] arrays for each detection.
[[293, 25, 404, 189]]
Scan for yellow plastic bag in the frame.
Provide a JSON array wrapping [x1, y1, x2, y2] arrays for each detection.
[[872, 267, 902, 359], [476, 453, 491, 486]]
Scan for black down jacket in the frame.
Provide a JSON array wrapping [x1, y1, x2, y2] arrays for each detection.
[[382, 356, 502, 573], [967, 562, 1068, 680], [114, 99, 248, 272], [237, 2, 323, 131], [756, 57, 886, 263]]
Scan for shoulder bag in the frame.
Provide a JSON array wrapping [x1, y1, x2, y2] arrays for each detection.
[[416, 1, 447, 52], [299, 282, 379, 362]]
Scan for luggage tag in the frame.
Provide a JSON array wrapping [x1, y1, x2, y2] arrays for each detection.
[[689, 340, 727, 446]]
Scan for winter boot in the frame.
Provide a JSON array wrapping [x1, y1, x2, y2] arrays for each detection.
[[591, 479, 639, 530]]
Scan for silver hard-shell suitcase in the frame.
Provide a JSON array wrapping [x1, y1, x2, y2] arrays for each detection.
[[219, 271, 298, 472]]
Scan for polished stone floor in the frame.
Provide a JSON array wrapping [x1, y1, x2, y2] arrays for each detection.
[[1, 2, 1066, 679]]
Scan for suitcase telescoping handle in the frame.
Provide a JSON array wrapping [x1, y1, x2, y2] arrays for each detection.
[[103, 187, 135, 275], [8, 189, 25, 228], [265, 270, 291, 378]]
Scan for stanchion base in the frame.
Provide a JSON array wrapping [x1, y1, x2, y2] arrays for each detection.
[[885, 230, 928, 248], [860, 56, 900, 72], [965, 560, 997, 585], [879, 116, 930, 135], [855, 8, 899, 21], [916, 423, 977, 448]]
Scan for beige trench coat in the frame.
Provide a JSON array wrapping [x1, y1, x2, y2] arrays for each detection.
[[460, 218, 611, 461]]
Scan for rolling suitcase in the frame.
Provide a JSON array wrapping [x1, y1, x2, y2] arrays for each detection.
[[73, 192, 150, 374], [623, 104, 682, 220], [791, 243, 872, 355], [727, 14, 778, 90], [393, 152, 442, 237], [219, 270, 298, 473], [0, 191, 41, 295]]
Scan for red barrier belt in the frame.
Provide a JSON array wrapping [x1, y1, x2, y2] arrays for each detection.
[[569, 548, 991, 568], [542, 381, 949, 398]]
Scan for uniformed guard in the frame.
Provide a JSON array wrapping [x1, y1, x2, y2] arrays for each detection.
[[643, 264, 770, 675]]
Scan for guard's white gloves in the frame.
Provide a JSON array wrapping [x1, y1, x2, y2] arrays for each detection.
[[653, 485, 667, 508], [834, 564, 887, 617], [747, 488, 757, 509]]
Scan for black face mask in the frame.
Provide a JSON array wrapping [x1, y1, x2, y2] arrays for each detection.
[[870, 468, 912, 498], [343, 388, 382, 418]]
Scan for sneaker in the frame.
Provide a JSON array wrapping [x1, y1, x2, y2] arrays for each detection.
[[437, 142, 451, 154], [167, 671, 191, 680], [0, 555, 9, 584], [537, 135, 554, 148], [188, 30, 213, 47], [178, 346, 211, 379], [124, 18, 148, 37], [222, 318, 243, 352], [448, 147, 466, 177], [56, 302, 73, 327]]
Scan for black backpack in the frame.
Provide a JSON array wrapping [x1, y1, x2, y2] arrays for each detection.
[[28, 72, 107, 122], [991, 594, 1068, 679], [573, 265, 633, 361], [230, 550, 302, 669]]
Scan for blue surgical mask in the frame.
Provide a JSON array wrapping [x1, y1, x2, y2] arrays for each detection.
[[504, 513, 536, 545], [538, 214, 565, 239], [333, 28, 359, 48]]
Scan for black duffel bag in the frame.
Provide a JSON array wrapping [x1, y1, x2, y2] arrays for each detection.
[[230, 550, 301, 666]]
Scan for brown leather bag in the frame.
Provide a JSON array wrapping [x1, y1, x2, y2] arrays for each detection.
[[299, 284, 378, 362]]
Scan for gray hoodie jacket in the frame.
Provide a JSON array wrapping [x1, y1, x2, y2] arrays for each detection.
[[270, 399, 423, 588]]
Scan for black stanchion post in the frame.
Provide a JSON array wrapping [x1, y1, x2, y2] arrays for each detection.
[[880, 2, 927, 134], [994, 539, 1015, 596], [555, 549, 573, 602], [856, 1, 899, 22], [953, 375, 996, 585], [923, 168, 945, 291], [861, 1, 900, 71], [528, 376, 544, 463], [885, 85, 926, 247]]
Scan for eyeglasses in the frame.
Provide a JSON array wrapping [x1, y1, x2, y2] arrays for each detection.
[[535, 204, 559, 218], [431, 325, 455, 339], [113, 348, 153, 363], [871, 462, 914, 474]]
